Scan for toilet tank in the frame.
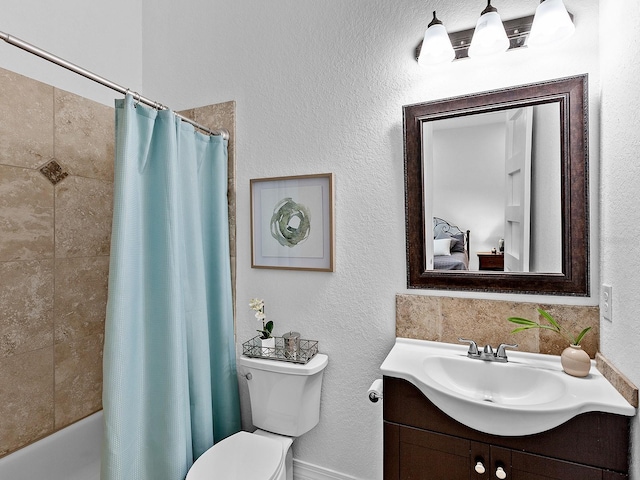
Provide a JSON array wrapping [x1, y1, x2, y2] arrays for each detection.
[[239, 353, 328, 437]]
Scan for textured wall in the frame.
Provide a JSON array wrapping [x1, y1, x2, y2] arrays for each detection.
[[599, 1, 640, 479], [0, 67, 113, 457]]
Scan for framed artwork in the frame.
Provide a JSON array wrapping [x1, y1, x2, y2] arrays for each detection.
[[250, 173, 334, 271]]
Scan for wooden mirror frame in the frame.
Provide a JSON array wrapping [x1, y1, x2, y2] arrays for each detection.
[[404, 75, 589, 295]]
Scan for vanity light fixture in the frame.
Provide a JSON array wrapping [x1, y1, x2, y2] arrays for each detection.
[[468, 1, 510, 58], [415, 0, 575, 64], [417, 11, 455, 66], [527, 0, 575, 48]]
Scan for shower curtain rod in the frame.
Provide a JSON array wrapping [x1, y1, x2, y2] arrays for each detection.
[[0, 31, 229, 140]]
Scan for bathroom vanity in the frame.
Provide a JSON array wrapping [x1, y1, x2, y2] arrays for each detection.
[[383, 376, 630, 479], [380, 339, 635, 479]]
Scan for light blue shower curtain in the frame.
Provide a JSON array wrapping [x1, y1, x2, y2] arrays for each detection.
[[101, 95, 240, 480]]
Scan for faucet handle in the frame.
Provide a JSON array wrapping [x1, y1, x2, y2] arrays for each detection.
[[458, 338, 479, 355], [496, 343, 519, 359]]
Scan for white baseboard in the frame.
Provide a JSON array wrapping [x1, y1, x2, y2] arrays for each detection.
[[293, 459, 362, 480]]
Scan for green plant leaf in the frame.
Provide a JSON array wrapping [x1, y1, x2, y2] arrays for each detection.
[[510, 326, 535, 334], [265, 320, 274, 334], [507, 317, 538, 326], [538, 308, 560, 330], [574, 326, 592, 345]]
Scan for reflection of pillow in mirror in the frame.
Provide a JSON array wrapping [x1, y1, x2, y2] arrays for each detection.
[[434, 238, 452, 256], [436, 232, 465, 253], [451, 233, 465, 253]]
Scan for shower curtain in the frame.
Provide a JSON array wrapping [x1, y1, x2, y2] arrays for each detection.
[[101, 95, 240, 480]]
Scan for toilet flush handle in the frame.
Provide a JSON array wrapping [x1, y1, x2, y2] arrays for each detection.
[[245, 372, 252, 380]]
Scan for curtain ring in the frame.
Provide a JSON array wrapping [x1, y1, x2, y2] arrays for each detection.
[[133, 92, 141, 108]]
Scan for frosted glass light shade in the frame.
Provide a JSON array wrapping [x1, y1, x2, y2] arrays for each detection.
[[468, 11, 509, 58], [527, 0, 575, 48], [418, 23, 455, 66]]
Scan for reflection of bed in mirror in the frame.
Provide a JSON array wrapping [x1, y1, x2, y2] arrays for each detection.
[[433, 217, 470, 270]]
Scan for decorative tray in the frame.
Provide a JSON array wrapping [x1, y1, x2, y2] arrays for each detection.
[[242, 336, 318, 364]]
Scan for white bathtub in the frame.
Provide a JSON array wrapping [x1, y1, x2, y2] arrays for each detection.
[[0, 410, 102, 480]]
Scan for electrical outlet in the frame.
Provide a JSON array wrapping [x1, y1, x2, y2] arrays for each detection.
[[602, 284, 613, 322]]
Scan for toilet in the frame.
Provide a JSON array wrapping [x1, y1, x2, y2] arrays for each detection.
[[186, 352, 329, 480]]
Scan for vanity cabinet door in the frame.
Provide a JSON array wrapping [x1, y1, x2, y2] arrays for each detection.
[[398, 425, 471, 479], [510, 451, 607, 480], [384, 377, 630, 480]]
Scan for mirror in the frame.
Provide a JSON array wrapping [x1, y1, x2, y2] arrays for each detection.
[[404, 75, 589, 295]]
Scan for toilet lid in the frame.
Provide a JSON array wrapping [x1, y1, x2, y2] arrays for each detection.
[[186, 431, 284, 480]]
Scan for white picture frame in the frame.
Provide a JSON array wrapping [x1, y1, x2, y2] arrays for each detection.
[[250, 173, 334, 271]]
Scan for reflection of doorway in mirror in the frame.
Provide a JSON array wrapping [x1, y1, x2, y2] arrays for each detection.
[[503, 107, 532, 272]]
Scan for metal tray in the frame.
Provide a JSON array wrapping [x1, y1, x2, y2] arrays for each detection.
[[242, 336, 318, 364]]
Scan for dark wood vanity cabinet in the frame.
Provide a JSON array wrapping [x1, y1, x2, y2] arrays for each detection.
[[383, 377, 630, 480]]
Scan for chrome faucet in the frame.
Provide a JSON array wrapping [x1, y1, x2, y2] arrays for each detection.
[[459, 338, 518, 363]]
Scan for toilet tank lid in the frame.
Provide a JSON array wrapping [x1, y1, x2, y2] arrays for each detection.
[[239, 353, 328, 375]]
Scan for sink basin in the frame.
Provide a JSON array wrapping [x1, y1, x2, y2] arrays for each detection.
[[423, 355, 567, 407], [380, 338, 636, 436]]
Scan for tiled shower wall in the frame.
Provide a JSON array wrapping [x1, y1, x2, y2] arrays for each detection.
[[0, 66, 236, 457]]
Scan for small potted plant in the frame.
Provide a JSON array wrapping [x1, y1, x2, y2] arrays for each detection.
[[250, 298, 274, 355], [508, 308, 592, 377]]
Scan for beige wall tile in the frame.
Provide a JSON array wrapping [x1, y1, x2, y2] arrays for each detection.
[[537, 304, 599, 358], [395, 294, 441, 340], [440, 298, 540, 353], [54, 257, 109, 344], [54, 333, 104, 429], [396, 294, 599, 357], [0, 165, 54, 262], [0, 347, 54, 456], [0, 69, 112, 458], [596, 353, 639, 408], [54, 89, 115, 182], [191, 101, 236, 141], [0, 260, 54, 358], [55, 176, 113, 258], [0, 67, 54, 169]]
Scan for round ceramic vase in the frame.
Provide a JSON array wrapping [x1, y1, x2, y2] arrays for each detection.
[[560, 344, 591, 377]]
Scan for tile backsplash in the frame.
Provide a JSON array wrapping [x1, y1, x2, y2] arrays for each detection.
[[0, 67, 236, 457], [396, 294, 600, 358]]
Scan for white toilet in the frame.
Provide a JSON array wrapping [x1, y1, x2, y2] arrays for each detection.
[[186, 352, 329, 480]]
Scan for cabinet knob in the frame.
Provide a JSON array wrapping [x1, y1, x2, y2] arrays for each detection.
[[474, 461, 486, 474], [495, 466, 507, 479]]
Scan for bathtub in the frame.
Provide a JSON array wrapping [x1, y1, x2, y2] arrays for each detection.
[[0, 410, 102, 480]]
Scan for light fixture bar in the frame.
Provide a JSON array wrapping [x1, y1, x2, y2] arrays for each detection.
[[415, 12, 572, 62]]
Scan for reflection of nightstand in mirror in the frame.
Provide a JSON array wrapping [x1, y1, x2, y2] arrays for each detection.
[[477, 252, 504, 271]]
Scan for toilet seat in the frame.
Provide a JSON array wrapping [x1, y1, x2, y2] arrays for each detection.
[[186, 431, 284, 480]]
